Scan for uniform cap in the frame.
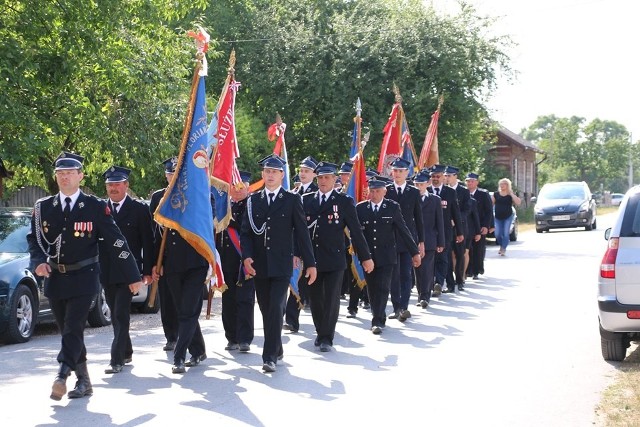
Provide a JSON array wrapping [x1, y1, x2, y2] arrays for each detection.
[[430, 164, 446, 174], [257, 153, 286, 171], [314, 161, 338, 176], [299, 156, 318, 170], [465, 172, 479, 180], [102, 165, 131, 183], [162, 156, 178, 173], [390, 157, 411, 170], [413, 170, 431, 183], [368, 177, 388, 189], [54, 152, 84, 171], [339, 161, 353, 173], [239, 170, 252, 183], [444, 165, 459, 175]]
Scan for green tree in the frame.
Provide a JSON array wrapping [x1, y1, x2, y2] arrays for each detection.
[[0, 0, 211, 197]]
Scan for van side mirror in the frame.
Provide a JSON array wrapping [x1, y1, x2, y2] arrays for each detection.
[[604, 228, 611, 240]]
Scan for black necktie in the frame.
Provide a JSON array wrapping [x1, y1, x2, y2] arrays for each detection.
[[320, 194, 326, 206], [268, 193, 275, 205], [397, 187, 402, 196], [373, 204, 379, 213], [112, 202, 119, 218], [63, 197, 71, 216], [435, 187, 440, 196]]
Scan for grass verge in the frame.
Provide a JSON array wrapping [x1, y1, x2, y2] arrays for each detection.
[[595, 345, 640, 426]]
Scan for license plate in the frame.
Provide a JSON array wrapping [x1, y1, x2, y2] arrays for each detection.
[[552, 215, 570, 221]]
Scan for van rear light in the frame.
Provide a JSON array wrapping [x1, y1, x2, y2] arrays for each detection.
[[600, 237, 619, 279], [627, 311, 640, 319]]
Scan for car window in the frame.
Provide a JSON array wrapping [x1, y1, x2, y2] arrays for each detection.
[[620, 194, 640, 237], [0, 216, 31, 253], [539, 185, 585, 200]]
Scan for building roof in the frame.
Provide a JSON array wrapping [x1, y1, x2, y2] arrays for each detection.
[[497, 127, 544, 153]]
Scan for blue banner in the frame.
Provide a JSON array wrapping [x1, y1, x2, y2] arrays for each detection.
[[155, 75, 215, 266]]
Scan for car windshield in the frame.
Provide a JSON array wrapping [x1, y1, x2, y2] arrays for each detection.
[[0, 215, 31, 253], [539, 185, 585, 200]]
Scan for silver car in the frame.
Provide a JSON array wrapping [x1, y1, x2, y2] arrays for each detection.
[[598, 186, 640, 361]]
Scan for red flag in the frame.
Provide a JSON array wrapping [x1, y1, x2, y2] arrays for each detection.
[[378, 102, 404, 177], [210, 52, 242, 232], [418, 95, 443, 169], [248, 114, 287, 193]]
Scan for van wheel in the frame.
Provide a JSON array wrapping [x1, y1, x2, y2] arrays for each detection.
[[5, 284, 37, 343], [87, 288, 111, 327], [600, 334, 628, 361]]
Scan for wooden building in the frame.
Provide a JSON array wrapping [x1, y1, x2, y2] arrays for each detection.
[[487, 127, 544, 205]]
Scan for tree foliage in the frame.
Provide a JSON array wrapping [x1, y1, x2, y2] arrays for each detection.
[[0, 0, 211, 197], [522, 115, 633, 193]]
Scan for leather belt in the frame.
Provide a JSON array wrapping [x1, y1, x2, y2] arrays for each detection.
[[48, 256, 99, 274]]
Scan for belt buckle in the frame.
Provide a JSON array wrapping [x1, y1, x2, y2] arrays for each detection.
[[58, 264, 66, 274]]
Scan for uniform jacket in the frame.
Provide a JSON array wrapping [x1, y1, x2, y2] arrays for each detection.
[[466, 197, 481, 240], [386, 183, 424, 251], [294, 182, 318, 196], [99, 195, 155, 286], [149, 187, 209, 274], [302, 190, 371, 273], [355, 198, 419, 267], [470, 188, 494, 230], [240, 188, 316, 279], [216, 198, 247, 282], [428, 185, 464, 242], [453, 183, 471, 236], [419, 192, 445, 251], [27, 192, 140, 299]]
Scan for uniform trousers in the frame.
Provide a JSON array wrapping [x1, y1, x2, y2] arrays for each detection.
[[307, 269, 344, 346], [364, 265, 394, 328], [255, 276, 289, 364], [390, 252, 414, 311], [434, 238, 451, 287], [159, 275, 178, 343], [284, 288, 301, 331], [166, 266, 207, 364], [415, 251, 436, 303], [50, 293, 94, 370], [104, 283, 133, 365], [221, 272, 255, 345], [471, 235, 487, 275], [452, 239, 466, 286]]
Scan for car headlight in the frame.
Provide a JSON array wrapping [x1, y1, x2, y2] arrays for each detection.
[[534, 207, 543, 215], [579, 201, 589, 212]]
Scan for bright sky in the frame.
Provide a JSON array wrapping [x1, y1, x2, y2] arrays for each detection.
[[433, 0, 639, 140]]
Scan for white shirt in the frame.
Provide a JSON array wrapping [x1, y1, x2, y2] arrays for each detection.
[[58, 190, 80, 211]]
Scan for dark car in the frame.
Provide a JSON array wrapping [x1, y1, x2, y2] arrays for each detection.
[[0, 208, 111, 344], [533, 181, 597, 233]]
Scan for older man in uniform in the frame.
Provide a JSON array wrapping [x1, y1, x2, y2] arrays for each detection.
[[149, 157, 179, 352], [100, 166, 154, 374], [218, 171, 255, 353], [413, 170, 445, 308], [385, 157, 424, 321], [27, 152, 143, 401], [356, 177, 421, 335], [302, 161, 373, 351], [284, 156, 319, 332], [445, 166, 471, 291], [241, 154, 317, 373], [465, 172, 493, 279], [428, 165, 464, 296]]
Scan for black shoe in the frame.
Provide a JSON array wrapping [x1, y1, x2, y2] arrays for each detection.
[[239, 343, 250, 352], [472, 275, 479, 280], [172, 360, 186, 374], [371, 326, 382, 335], [420, 300, 428, 309], [388, 310, 400, 320], [185, 353, 207, 367], [225, 342, 239, 351], [433, 283, 442, 297], [67, 362, 92, 399], [50, 363, 71, 401], [104, 364, 123, 374], [124, 357, 132, 364], [319, 343, 331, 352], [442, 288, 454, 293], [283, 324, 298, 333], [163, 341, 176, 351], [458, 284, 465, 291], [346, 309, 357, 318], [262, 361, 276, 372], [362, 302, 371, 310]]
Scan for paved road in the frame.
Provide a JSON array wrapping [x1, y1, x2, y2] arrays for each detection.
[[0, 215, 620, 426]]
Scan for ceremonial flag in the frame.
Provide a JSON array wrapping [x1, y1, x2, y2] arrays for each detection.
[[210, 50, 242, 232], [249, 114, 291, 193], [378, 102, 402, 176], [344, 98, 367, 288], [418, 95, 443, 169], [155, 63, 216, 273], [400, 116, 420, 177]]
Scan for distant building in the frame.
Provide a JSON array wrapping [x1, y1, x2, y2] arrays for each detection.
[[487, 127, 544, 205]]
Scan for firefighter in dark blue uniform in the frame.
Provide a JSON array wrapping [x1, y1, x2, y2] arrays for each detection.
[[100, 166, 155, 374], [218, 170, 255, 353], [27, 152, 143, 401], [355, 177, 421, 335], [302, 162, 373, 351], [284, 156, 319, 332], [149, 157, 179, 352], [240, 154, 317, 373]]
